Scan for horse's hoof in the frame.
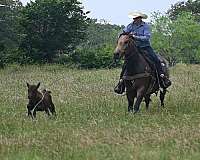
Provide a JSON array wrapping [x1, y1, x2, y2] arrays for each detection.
[[133, 110, 139, 114], [128, 106, 133, 113]]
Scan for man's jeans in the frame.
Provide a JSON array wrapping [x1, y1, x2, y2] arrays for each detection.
[[139, 46, 163, 75]]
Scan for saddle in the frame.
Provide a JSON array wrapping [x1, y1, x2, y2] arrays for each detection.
[[139, 50, 157, 72], [138, 49, 171, 89]]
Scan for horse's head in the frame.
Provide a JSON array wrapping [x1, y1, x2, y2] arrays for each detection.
[[113, 32, 136, 61], [26, 82, 40, 100]]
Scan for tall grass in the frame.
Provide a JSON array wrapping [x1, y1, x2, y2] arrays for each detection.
[[0, 64, 200, 160]]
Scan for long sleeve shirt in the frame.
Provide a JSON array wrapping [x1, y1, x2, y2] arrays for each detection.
[[123, 21, 151, 48]]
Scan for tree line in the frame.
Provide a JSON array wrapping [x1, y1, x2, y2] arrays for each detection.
[[0, 0, 199, 68]]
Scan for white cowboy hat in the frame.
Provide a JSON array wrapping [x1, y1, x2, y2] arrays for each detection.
[[128, 11, 148, 19]]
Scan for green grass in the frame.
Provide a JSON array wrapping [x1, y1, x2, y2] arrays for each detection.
[[0, 64, 200, 160]]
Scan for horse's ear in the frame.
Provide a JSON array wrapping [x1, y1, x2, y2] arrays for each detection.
[[36, 82, 40, 89], [26, 82, 30, 88]]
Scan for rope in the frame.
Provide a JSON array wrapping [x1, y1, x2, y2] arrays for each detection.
[[30, 91, 46, 115]]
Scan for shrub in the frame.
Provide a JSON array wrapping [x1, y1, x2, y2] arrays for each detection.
[[72, 44, 114, 69]]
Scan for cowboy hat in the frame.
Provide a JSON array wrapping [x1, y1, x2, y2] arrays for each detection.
[[128, 11, 148, 19]]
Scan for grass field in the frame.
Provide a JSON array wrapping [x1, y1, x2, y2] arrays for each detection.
[[0, 64, 200, 160]]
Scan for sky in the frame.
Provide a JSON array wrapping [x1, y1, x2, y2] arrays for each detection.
[[21, 0, 184, 25]]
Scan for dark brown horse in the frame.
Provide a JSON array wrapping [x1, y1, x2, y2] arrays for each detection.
[[114, 33, 169, 113]]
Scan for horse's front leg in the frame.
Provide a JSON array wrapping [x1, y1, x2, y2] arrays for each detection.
[[125, 80, 136, 112], [126, 91, 136, 112], [134, 87, 146, 114]]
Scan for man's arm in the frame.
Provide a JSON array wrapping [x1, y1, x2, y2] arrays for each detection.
[[123, 23, 132, 33], [132, 24, 151, 41]]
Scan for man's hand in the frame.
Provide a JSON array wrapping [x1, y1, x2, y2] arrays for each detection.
[[130, 32, 137, 38], [132, 34, 137, 38]]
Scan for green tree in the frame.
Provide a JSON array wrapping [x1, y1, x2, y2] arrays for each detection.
[[151, 12, 200, 65], [167, 0, 200, 22], [0, 42, 5, 68], [172, 12, 200, 63], [80, 19, 122, 48], [72, 19, 122, 68], [0, 0, 23, 48], [151, 12, 178, 65], [0, 0, 23, 65], [19, 0, 89, 63]]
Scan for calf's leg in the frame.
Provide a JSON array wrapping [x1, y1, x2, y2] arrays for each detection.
[[49, 102, 56, 116]]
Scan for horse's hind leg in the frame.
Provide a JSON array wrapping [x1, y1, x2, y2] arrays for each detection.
[[144, 94, 151, 110], [160, 89, 167, 107]]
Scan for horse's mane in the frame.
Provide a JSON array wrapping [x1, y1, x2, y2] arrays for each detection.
[[119, 32, 131, 38], [118, 32, 138, 53], [119, 32, 136, 45]]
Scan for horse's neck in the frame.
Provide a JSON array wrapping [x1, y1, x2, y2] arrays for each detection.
[[138, 53, 151, 70], [125, 46, 150, 75]]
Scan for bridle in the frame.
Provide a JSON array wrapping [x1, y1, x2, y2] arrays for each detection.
[[112, 33, 138, 67]]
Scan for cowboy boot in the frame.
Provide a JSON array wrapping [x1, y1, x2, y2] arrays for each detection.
[[160, 74, 172, 88], [114, 79, 125, 94]]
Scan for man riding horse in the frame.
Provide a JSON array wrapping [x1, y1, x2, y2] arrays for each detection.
[[114, 11, 171, 94]]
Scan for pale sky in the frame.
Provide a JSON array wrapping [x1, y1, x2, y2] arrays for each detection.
[[21, 0, 184, 25]]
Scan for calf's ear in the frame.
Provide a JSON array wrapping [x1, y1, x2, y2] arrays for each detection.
[[36, 82, 40, 89], [26, 82, 30, 88]]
